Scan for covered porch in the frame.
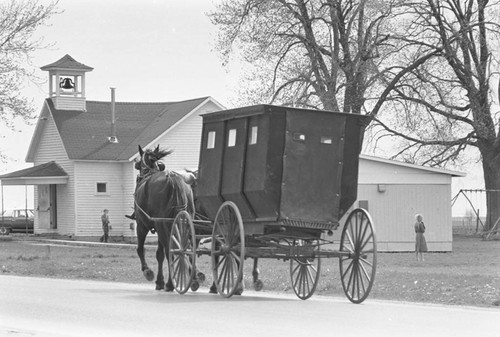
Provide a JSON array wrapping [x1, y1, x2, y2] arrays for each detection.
[[0, 161, 68, 232]]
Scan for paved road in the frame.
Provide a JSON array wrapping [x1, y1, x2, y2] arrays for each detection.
[[0, 275, 498, 337]]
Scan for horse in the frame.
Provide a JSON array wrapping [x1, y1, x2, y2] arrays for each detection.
[[134, 145, 195, 291]]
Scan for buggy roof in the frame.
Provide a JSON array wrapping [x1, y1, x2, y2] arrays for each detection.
[[201, 104, 370, 123]]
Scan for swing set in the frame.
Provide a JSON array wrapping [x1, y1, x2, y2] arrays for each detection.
[[451, 189, 500, 240]]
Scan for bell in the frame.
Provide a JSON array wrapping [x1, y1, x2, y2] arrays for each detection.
[[59, 77, 75, 89]]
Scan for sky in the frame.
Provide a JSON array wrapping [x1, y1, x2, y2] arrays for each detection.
[[1, 0, 240, 209], [0, 0, 486, 214]]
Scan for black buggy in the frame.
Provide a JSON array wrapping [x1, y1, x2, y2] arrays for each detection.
[[166, 104, 377, 303]]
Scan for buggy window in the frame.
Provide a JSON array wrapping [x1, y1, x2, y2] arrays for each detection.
[[207, 131, 216, 149], [228, 129, 237, 147], [320, 136, 333, 144], [249, 126, 258, 145]]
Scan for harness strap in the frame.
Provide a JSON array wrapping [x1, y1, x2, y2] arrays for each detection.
[[133, 200, 157, 233]]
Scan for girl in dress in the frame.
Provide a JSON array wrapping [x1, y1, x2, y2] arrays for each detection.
[[415, 214, 428, 261]]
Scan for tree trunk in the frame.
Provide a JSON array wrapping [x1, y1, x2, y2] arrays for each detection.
[[480, 146, 500, 231]]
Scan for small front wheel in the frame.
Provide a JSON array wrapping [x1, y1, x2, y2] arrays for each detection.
[[169, 210, 196, 294], [290, 239, 321, 300]]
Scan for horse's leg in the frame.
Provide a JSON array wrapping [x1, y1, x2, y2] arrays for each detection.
[[209, 257, 218, 294], [155, 243, 166, 291], [164, 227, 174, 292], [156, 223, 174, 292], [136, 224, 154, 282]]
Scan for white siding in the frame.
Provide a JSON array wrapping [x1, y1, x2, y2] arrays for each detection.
[[155, 100, 222, 171], [52, 96, 86, 111], [357, 184, 452, 252], [359, 157, 453, 184], [33, 114, 76, 235], [74, 161, 135, 237]]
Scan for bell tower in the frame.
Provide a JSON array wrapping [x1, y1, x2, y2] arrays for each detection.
[[41, 54, 93, 111]]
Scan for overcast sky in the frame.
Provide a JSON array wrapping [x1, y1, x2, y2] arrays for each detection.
[[1, 0, 240, 167], [1, 0, 238, 208]]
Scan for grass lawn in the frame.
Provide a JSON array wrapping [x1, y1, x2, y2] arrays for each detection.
[[1, 234, 499, 308]]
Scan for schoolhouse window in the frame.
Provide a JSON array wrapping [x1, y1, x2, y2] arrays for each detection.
[[96, 183, 107, 193], [228, 129, 237, 147], [207, 131, 216, 149], [249, 126, 258, 145]]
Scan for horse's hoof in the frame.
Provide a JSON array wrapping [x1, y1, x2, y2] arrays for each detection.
[[209, 286, 218, 294], [155, 283, 164, 291], [190, 280, 200, 292], [165, 286, 174, 292], [234, 283, 244, 295], [196, 272, 206, 283], [143, 269, 155, 281]]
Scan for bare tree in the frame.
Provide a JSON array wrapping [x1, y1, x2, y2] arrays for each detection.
[[209, 0, 399, 113], [372, 0, 500, 229], [0, 0, 59, 161], [210, 0, 500, 230]]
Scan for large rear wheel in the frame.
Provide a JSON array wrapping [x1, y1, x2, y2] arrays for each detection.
[[339, 208, 377, 304], [169, 210, 196, 294], [211, 201, 245, 298]]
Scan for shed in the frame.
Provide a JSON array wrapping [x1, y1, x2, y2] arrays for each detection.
[[352, 155, 466, 252]]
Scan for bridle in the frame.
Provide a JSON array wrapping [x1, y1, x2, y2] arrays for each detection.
[[137, 150, 162, 181]]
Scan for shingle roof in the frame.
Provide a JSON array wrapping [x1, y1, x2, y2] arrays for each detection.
[[40, 54, 94, 71], [0, 161, 68, 179], [47, 96, 210, 160]]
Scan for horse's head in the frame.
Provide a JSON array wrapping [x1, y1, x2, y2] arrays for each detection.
[[137, 145, 173, 176]]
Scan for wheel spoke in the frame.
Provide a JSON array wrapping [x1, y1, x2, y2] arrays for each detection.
[[171, 235, 181, 250], [341, 258, 354, 280], [359, 258, 373, 281], [344, 230, 355, 251], [359, 255, 374, 268], [359, 231, 373, 252]]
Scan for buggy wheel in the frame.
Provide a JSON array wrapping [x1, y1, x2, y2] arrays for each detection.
[[169, 210, 196, 294], [211, 201, 245, 298], [339, 208, 377, 304], [289, 239, 321, 300]]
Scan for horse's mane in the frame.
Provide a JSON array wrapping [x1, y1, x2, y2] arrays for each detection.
[[146, 146, 173, 161]]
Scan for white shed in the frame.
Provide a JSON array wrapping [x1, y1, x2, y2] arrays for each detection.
[[352, 155, 465, 252]]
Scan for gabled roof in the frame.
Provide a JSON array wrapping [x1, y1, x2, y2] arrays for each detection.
[[26, 96, 220, 162], [40, 54, 94, 72]]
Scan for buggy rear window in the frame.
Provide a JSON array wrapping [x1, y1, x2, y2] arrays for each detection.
[[207, 131, 216, 149], [249, 126, 258, 145], [227, 129, 237, 147]]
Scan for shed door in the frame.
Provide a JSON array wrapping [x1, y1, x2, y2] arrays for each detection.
[[280, 110, 346, 223]]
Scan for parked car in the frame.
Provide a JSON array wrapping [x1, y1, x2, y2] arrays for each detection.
[[0, 209, 34, 235]]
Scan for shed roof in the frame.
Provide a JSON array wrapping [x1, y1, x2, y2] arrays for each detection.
[[360, 155, 466, 177]]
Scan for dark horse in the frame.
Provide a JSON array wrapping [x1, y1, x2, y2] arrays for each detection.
[[134, 145, 195, 291]]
